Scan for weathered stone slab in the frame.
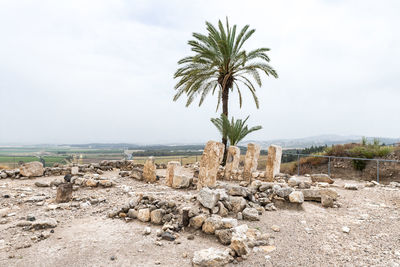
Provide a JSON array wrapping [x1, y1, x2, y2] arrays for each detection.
[[55, 183, 73, 203], [243, 143, 261, 183], [143, 157, 156, 183], [224, 146, 240, 180], [265, 145, 282, 181], [166, 161, 181, 187], [19, 162, 44, 177], [197, 141, 224, 189]]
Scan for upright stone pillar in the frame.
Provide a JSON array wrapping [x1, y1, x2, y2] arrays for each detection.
[[166, 161, 181, 187], [224, 146, 240, 180], [243, 143, 261, 183], [197, 141, 225, 189], [143, 157, 157, 183], [265, 145, 282, 182]]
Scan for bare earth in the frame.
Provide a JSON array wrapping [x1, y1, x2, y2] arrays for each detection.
[[1, 169, 399, 267]]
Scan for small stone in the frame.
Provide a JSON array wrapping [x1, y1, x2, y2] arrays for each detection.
[[342, 226, 350, 233], [271, 225, 280, 232], [34, 181, 50, 187], [187, 234, 195, 240], [161, 232, 176, 241], [32, 218, 57, 230], [344, 184, 358, 190], [143, 227, 151, 235], [110, 256, 116, 261]]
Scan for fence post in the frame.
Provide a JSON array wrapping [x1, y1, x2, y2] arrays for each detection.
[[180, 157, 183, 166], [297, 154, 300, 176], [376, 160, 380, 183], [328, 157, 331, 176]]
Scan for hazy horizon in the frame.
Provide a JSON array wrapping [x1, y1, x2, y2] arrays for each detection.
[[1, 0, 399, 144]]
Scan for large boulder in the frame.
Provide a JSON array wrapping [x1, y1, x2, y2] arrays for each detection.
[[192, 248, 232, 267], [19, 162, 44, 177]]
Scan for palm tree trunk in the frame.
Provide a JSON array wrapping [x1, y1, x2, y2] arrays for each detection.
[[221, 87, 229, 166]]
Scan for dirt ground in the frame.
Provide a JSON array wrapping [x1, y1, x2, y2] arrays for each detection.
[[1, 169, 399, 267]]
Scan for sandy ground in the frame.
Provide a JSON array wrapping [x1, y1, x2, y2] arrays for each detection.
[[0, 169, 399, 267]]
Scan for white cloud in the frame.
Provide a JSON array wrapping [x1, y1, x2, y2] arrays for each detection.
[[0, 0, 399, 144]]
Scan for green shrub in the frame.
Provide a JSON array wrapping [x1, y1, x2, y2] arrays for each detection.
[[352, 159, 367, 171]]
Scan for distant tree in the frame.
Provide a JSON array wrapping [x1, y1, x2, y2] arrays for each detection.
[[173, 18, 277, 163]]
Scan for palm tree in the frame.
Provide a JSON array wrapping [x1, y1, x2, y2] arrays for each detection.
[[173, 18, 277, 161], [211, 114, 262, 146]]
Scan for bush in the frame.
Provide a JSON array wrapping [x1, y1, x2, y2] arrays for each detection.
[[352, 159, 367, 171]]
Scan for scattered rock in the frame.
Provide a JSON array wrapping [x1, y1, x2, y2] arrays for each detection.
[[288, 191, 304, 204], [271, 225, 280, 232], [344, 184, 358, 190], [202, 215, 222, 234], [190, 214, 207, 230], [32, 218, 57, 230], [197, 187, 220, 209], [161, 232, 176, 241], [138, 208, 151, 222], [34, 181, 50, 187], [311, 174, 334, 184], [55, 183, 73, 203], [192, 247, 232, 267], [242, 208, 259, 221]]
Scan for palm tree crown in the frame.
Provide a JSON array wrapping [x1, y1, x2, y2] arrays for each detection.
[[211, 114, 262, 146], [173, 18, 278, 111]]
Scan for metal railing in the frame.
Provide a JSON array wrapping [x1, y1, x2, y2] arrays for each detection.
[[283, 152, 400, 183]]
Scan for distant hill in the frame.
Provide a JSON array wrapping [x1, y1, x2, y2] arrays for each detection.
[[240, 135, 400, 149]]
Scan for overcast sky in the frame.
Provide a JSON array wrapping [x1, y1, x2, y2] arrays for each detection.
[[0, 0, 399, 144]]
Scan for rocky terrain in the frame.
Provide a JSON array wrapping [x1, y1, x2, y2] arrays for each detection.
[[1, 143, 400, 267]]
